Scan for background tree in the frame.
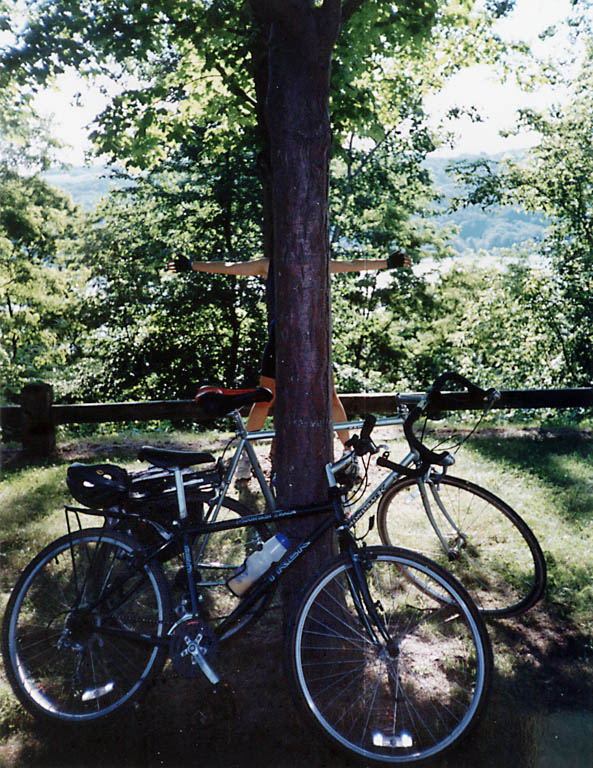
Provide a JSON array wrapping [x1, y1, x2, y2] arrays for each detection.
[[75, 144, 267, 401], [0, 38, 87, 403], [450, 36, 593, 387]]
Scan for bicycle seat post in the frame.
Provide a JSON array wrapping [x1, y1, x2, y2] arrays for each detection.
[[173, 467, 188, 519], [231, 409, 248, 438]]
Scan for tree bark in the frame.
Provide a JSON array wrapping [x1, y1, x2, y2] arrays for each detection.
[[251, 0, 342, 608], [264, 2, 340, 497]]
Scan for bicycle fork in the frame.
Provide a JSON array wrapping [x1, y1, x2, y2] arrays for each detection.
[[416, 475, 467, 559], [343, 542, 397, 655]]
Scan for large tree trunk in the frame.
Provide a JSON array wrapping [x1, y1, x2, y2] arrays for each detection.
[[252, 1, 342, 610]]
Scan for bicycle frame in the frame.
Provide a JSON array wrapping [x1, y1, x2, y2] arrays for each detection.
[[215, 411, 276, 510], [71, 408, 458, 659], [192, 410, 464, 568], [213, 412, 406, 513], [78, 476, 394, 665]]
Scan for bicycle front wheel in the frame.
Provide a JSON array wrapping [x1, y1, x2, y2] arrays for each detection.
[[286, 546, 492, 765], [2, 528, 172, 724], [377, 475, 546, 617]]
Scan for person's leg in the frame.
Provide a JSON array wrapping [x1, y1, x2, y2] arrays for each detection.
[[246, 375, 276, 431], [331, 376, 361, 478], [331, 375, 350, 446], [236, 323, 276, 482]]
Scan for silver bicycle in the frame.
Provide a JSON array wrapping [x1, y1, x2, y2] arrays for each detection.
[[195, 375, 546, 619]]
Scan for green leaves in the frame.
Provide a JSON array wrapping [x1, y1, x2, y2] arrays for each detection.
[[448, 39, 593, 387], [0, 166, 88, 400]]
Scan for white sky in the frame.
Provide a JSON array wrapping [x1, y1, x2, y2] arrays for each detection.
[[428, 0, 579, 156], [29, 0, 586, 165]]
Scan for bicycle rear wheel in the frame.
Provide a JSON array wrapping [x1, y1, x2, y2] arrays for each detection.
[[2, 528, 171, 724], [377, 475, 546, 617], [286, 546, 492, 765]]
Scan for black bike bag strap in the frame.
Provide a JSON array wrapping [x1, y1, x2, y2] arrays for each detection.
[[138, 446, 216, 470], [376, 455, 425, 478], [195, 385, 274, 418]]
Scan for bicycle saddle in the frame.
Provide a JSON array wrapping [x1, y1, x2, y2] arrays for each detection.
[[195, 386, 273, 418], [138, 446, 216, 470]]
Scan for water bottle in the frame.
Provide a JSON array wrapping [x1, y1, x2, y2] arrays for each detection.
[[227, 533, 290, 596]]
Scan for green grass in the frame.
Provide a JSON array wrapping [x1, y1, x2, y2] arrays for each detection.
[[357, 425, 593, 627]]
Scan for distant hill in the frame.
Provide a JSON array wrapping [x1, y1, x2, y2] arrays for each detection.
[[44, 156, 548, 255], [43, 165, 129, 210], [427, 154, 548, 254]]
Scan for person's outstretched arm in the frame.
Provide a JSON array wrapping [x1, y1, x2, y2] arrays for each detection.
[[329, 250, 411, 274], [168, 256, 269, 277]]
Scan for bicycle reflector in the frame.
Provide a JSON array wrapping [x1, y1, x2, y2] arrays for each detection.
[[67, 463, 130, 508]]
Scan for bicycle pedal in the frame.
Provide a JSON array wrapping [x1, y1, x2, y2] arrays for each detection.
[[169, 616, 219, 684]]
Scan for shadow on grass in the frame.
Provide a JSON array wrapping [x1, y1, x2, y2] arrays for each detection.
[[3, 601, 592, 768], [468, 430, 593, 523]]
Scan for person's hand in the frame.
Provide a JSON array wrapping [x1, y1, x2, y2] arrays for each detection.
[[167, 255, 192, 273], [387, 249, 411, 269]]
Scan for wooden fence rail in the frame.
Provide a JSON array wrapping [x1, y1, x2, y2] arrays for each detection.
[[2, 382, 593, 457]]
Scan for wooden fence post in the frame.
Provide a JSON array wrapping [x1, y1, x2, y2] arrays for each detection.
[[21, 382, 56, 457]]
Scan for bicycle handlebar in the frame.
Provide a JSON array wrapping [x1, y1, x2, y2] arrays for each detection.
[[344, 414, 379, 457], [332, 374, 498, 485], [402, 372, 500, 467]]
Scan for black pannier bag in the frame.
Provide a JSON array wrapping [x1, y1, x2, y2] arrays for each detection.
[[125, 461, 224, 521]]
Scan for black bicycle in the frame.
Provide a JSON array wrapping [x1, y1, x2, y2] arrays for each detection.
[[2, 390, 492, 766]]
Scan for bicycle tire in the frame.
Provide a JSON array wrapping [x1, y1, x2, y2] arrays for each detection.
[[114, 493, 273, 640], [285, 546, 492, 765], [2, 528, 171, 724], [377, 475, 546, 617]]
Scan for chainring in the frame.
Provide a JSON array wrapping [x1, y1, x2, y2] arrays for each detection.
[[169, 616, 218, 678]]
